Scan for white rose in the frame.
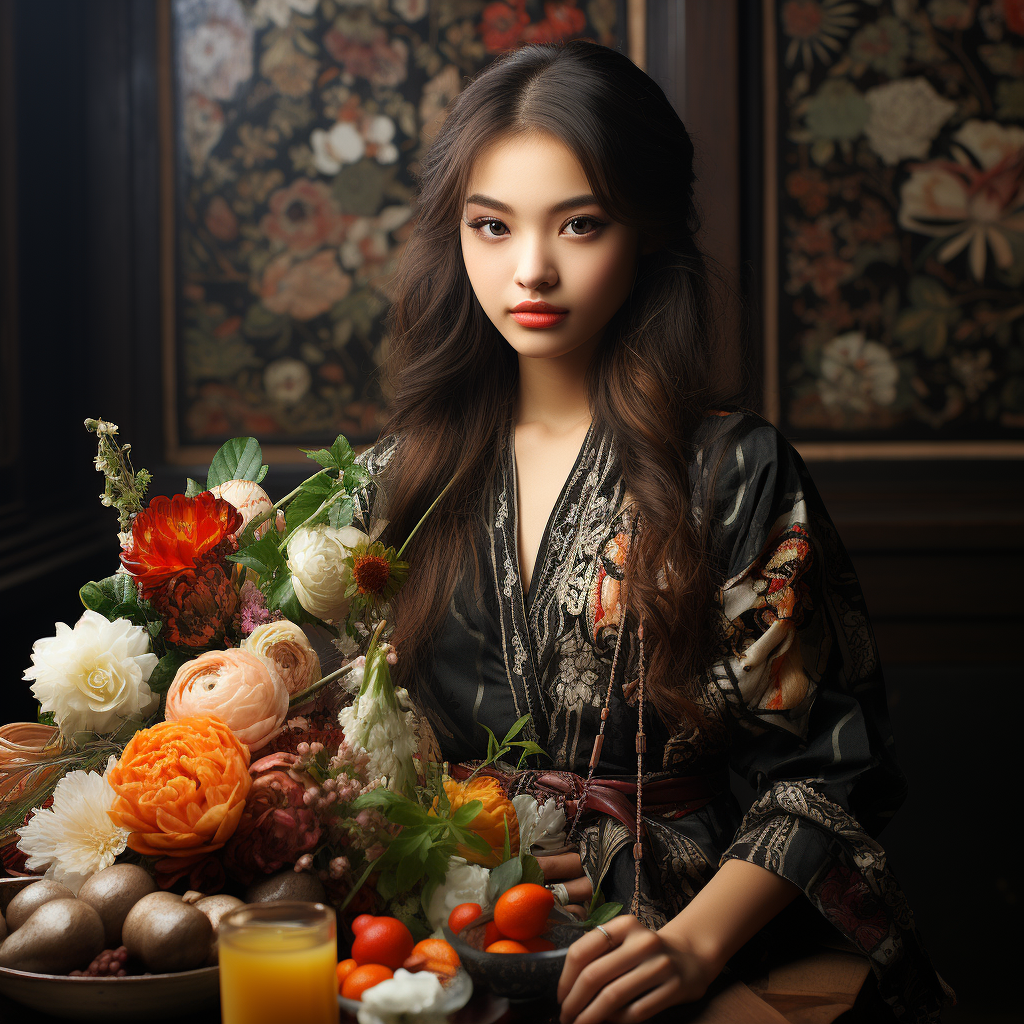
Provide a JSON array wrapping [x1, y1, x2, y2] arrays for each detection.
[[24, 611, 159, 738], [286, 523, 367, 622], [423, 857, 492, 933]]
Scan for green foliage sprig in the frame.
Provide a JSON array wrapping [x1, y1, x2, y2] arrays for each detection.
[[85, 418, 152, 533]]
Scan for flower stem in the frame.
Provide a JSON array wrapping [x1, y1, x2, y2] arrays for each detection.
[[335, 853, 383, 917], [396, 472, 459, 559], [277, 489, 347, 554], [288, 662, 356, 708]]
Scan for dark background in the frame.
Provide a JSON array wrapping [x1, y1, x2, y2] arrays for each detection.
[[0, 3, 1020, 1022]]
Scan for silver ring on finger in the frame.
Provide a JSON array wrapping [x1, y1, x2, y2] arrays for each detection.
[[594, 924, 617, 948]]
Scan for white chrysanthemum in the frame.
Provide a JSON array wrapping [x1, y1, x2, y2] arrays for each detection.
[[24, 611, 159, 737], [423, 857, 492, 933], [357, 968, 445, 1024], [513, 794, 568, 854], [17, 757, 130, 894]]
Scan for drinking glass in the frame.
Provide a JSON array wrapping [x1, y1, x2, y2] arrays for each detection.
[[219, 900, 338, 1024]]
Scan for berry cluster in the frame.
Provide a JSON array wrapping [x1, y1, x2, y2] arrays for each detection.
[[70, 946, 129, 978]]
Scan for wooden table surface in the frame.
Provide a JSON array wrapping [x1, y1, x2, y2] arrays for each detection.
[[0, 946, 872, 1024]]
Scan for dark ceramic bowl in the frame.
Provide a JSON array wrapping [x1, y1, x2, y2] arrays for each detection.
[[442, 907, 579, 1003]]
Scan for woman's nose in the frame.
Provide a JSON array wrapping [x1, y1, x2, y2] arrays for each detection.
[[513, 236, 558, 291]]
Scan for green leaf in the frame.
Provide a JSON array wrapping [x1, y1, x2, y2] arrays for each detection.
[[227, 536, 286, 578], [520, 854, 545, 887], [451, 800, 484, 828], [501, 715, 531, 747], [328, 496, 354, 529], [301, 435, 357, 474], [352, 789, 397, 812], [451, 829, 492, 858], [284, 472, 337, 533], [386, 802, 431, 827], [586, 902, 624, 927], [37, 709, 55, 727], [503, 819, 512, 862], [184, 477, 206, 498], [207, 437, 265, 489], [487, 857, 523, 902], [343, 462, 370, 493], [235, 508, 276, 550], [147, 650, 192, 694], [256, 464, 269, 484]]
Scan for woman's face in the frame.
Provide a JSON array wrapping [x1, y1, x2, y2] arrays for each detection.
[[460, 132, 639, 366]]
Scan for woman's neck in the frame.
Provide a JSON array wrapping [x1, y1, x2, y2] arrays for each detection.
[[514, 338, 597, 433]]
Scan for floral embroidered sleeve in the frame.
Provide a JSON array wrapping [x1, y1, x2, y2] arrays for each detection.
[[697, 414, 952, 1021]]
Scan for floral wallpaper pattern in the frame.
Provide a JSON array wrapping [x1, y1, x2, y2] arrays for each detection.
[[171, 0, 621, 447], [773, 0, 1024, 439]]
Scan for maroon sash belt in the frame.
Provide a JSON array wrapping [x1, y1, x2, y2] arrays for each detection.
[[450, 763, 725, 838]]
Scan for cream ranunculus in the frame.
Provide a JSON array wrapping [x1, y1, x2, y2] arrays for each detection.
[[243, 619, 321, 696], [24, 611, 159, 738], [164, 649, 289, 752], [210, 479, 275, 540], [286, 524, 367, 623]]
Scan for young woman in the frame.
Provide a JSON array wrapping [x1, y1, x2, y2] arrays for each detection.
[[356, 40, 950, 1024]]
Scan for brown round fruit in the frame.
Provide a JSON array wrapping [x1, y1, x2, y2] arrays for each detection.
[[4, 880, 76, 932], [121, 892, 212, 973], [0, 898, 105, 974], [77, 863, 157, 947]]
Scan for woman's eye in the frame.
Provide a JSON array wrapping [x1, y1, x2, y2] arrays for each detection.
[[564, 216, 603, 236], [467, 218, 509, 238]]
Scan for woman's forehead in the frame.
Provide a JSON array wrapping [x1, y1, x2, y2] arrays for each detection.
[[463, 131, 596, 212]]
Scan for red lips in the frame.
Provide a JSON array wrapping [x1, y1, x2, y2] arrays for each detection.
[[510, 301, 568, 328]]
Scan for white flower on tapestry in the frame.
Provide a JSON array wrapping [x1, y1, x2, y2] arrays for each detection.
[[898, 120, 1024, 281], [310, 115, 399, 175], [341, 206, 413, 275], [24, 611, 159, 738], [17, 757, 130, 894], [264, 357, 312, 404], [863, 78, 956, 166], [392, 0, 428, 22], [180, 0, 254, 102], [780, 0, 860, 70], [816, 332, 899, 414], [420, 65, 462, 144], [950, 349, 997, 401], [250, 0, 319, 29]]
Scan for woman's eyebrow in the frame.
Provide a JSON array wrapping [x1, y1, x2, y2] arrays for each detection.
[[463, 193, 602, 215]]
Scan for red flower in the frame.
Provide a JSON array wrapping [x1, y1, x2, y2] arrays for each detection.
[[153, 560, 240, 648], [524, 1, 587, 44], [222, 754, 322, 884], [121, 493, 242, 598], [480, 1, 530, 52]]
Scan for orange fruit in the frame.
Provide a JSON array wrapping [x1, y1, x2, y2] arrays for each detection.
[[411, 939, 460, 967], [341, 963, 394, 1001], [521, 937, 556, 952], [351, 914, 374, 935], [493, 883, 555, 941], [336, 958, 358, 990], [486, 939, 531, 954], [351, 916, 416, 970], [483, 921, 505, 947], [447, 902, 483, 935]]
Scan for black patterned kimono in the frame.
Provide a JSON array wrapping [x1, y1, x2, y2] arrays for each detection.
[[356, 409, 951, 1022]]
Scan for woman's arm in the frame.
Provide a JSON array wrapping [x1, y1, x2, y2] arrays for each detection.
[[557, 859, 800, 1024]]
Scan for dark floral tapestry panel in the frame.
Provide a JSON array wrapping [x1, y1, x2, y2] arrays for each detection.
[[773, 0, 1024, 440], [171, 0, 622, 447]]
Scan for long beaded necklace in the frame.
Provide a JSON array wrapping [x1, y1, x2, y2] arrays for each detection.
[[565, 513, 647, 917]]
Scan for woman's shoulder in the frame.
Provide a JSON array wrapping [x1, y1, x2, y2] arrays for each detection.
[[691, 406, 801, 481]]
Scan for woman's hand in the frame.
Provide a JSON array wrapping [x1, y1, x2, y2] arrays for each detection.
[[557, 914, 721, 1024], [539, 851, 593, 915]]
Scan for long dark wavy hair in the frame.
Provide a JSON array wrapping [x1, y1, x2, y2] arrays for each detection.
[[376, 40, 746, 727]]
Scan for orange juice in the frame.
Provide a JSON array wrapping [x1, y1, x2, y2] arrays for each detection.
[[219, 904, 338, 1024]]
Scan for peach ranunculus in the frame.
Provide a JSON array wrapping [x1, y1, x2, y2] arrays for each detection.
[[242, 620, 321, 697], [209, 479, 275, 540], [434, 776, 519, 868], [106, 716, 251, 863], [165, 649, 289, 751]]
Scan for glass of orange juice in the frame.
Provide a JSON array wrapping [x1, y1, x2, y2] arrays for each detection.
[[219, 901, 339, 1024]]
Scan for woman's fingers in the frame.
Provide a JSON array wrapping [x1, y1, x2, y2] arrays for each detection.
[[557, 917, 651, 1016], [540, 852, 584, 880], [606, 978, 687, 1024], [569, 954, 675, 1024]]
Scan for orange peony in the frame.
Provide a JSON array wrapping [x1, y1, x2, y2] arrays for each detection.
[[435, 776, 519, 868], [120, 493, 242, 598], [106, 716, 251, 863]]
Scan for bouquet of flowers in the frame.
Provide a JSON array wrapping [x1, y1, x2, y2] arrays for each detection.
[[0, 418, 602, 983]]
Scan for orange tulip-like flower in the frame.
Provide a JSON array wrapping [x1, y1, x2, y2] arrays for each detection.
[[435, 776, 519, 868], [120, 493, 242, 598], [106, 716, 251, 863], [165, 650, 289, 752]]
